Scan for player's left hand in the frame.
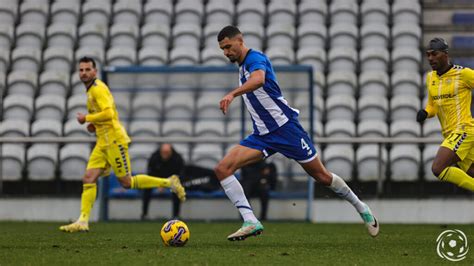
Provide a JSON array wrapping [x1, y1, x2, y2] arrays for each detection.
[[220, 93, 234, 115], [76, 112, 87, 124]]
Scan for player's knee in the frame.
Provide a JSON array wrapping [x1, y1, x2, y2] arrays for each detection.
[[431, 164, 444, 178], [214, 162, 232, 180], [318, 172, 332, 186]]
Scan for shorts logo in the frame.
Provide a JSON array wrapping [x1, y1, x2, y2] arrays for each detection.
[[453, 133, 467, 152]]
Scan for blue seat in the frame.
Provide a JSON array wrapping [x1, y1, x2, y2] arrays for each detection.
[[452, 13, 474, 25], [452, 57, 474, 69], [452, 36, 474, 49]]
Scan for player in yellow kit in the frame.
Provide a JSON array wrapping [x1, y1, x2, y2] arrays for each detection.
[[417, 38, 474, 192], [60, 57, 186, 232]]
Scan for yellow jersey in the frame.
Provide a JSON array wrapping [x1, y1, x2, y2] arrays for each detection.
[[86, 79, 130, 147], [425, 65, 474, 138]]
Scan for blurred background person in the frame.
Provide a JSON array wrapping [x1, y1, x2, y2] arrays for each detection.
[[141, 143, 185, 220], [241, 161, 277, 221]]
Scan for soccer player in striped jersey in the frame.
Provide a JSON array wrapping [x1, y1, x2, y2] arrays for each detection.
[[216, 26, 379, 241], [417, 38, 474, 191], [59, 57, 186, 233]]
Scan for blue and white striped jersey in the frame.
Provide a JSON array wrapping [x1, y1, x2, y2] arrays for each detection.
[[239, 49, 299, 135]]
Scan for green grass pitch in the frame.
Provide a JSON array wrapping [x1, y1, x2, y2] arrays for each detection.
[[0, 221, 472, 265]]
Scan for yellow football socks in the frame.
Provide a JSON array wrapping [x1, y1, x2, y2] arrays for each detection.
[[438, 167, 474, 192], [78, 183, 97, 223], [131, 174, 171, 189]]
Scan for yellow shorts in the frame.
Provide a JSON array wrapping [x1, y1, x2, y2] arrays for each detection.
[[87, 142, 131, 178], [441, 130, 474, 172]]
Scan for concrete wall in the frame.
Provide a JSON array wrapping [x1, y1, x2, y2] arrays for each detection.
[[0, 198, 473, 224]]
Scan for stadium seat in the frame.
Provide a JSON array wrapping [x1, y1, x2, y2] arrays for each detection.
[[43, 47, 74, 72], [60, 144, 91, 180], [296, 47, 326, 73], [129, 121, 160, 137], [360, 23, 389, 49], [106, 47, 137, 66], [452, 36, 474, 49], [109, 24, 139, 49], [201, 47, 228, 65], [0, 49, 10, 73], [423, 144, 439, 181], [2, 144, 25, 181], [0, 119, 30, 137], [172, 23, 202, 49], [452, 12, 474, 25], [11, 46, 41, 72], [0, 24, 14, 48], [356, 144, 387, 182], [75, 47, 105, 69], [323, 144, 354, 181], [20, 2, 49, 25], [266, 23, 295, 49], [35, 94, 66, 121], [47, 23, 76, 49], [266, 46, 294, 65], [359, 71, 389, 97], [357, 119, 388, 137], [237, 24, 264, 51], [360, 0, 389, 25], [66, 94, 87, 119], [325, 119, 356, 137], [31, 119, 62, 137], [169, 46, 200, 65], [175, 0, 203, 25], [205, 0, 234, 25], [423, 119, 442, 138], [390, 95, 420, 121], [268, 0, 296, 25], [391, 47, 421, 72], [313, 73, 326, 97], [143, 0, 173, 25], [390, 120, 420, 138], [329, 23, 358, 48], [113, 0, 141, 25], [131, 93, 162, 120], [161, 120, 193, 137], [298, 0, 327, 25], [138, 46, 168, 65], [3, 94, 34, 120], [390, 144, 421, 181], [325, 94, 356, 121], [78, 23, 108, 49], [359, 47, 389, 72], [113, 93, 131, 120], [70, 72, 83, 95], [196, 93, 224, 119], [392, 0, 421, 25], [358, 95, 388, 121], [297, 23, 327, 49], [82, 1, 111, 26], [7, 70, 38, 96], [328, 47, 357, 72], [392, 23, 422, 48], [326, 71, 357, 96], [141, 23, 170, 49], [203, 23, 226, 48], [163, 93, 195, 119], [39, 70, 70, 96], [51, 1, 80, 25], [330, 0, 358, 25], [27, 144, 58, 180], [15, 23, 45, 48], [63, 118, 89, 137], [129, 143, 158, 174], [236, 0, 265, 26], [194, 120, 226, 137], [191, 143, 223, 169], [0, 1, 17, 26], [391, 71, 421, 96]]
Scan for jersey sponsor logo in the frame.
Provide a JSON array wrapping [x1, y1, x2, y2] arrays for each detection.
[[433, 93, 456, 100]]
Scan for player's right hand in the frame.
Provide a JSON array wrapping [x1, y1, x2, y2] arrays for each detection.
[[87, 123, 96, 133], [416, 109, 428, 123], [220, 93, 234, 115]]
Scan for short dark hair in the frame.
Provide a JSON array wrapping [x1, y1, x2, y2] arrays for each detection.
[[217, 25, 241, 42], [79, 56, 96, 68], [427, 37, 449, 52]]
